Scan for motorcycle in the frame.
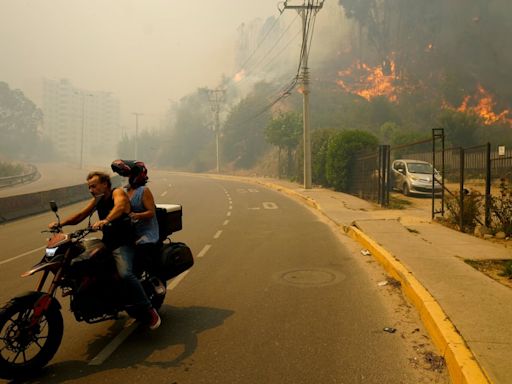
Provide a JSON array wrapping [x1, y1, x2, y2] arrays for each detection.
[[0, 200, 193, 380]]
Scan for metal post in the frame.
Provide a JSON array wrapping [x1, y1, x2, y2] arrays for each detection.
[[485, 142, 491, 227], [215, 106, 220, 173], [133, 112, 143, 159], [459, 148, 465, 232], [432, 128, 445, 219]]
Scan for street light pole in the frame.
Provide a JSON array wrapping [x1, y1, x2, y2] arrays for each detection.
[[206, 89, 225, 173], [80, 95, 85, 169], [133, 112, 143, 159], [75, 91, 91, 169]]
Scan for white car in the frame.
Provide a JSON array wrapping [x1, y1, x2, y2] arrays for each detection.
[[391, 159, 443, 196]]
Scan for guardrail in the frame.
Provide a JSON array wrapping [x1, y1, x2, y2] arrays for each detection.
[[0, 164, 40, 188], [0, 175, 122, 223]]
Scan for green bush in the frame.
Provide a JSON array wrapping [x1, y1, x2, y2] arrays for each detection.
[[311, 128, 337, 186], [325, 130, 379, 192]]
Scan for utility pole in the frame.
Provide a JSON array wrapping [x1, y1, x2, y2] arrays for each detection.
[[207, 88, 226, 173], [282, 0, 324, 189], [133, 112, 143, 159]]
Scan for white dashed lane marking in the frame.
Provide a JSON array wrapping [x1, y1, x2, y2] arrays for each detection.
[[223, 220, 229, 226], [167, 270, 190, 290], [89, 320, 138, 366], [197, 244, 212, 258], [214, 230, 223, 239], [160, 191, 168, 197], [0, 246, 45, 266]]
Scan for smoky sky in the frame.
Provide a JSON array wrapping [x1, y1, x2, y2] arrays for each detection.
[[1, 0, 323, 130]]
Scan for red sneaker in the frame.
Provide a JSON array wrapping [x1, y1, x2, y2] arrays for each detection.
[[148, 308, 161, 330]]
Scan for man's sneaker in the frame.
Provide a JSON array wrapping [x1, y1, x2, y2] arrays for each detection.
[[148, 308, 161, 330]]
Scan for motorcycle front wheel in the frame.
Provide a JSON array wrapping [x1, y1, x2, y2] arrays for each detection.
[[0, 296, 63, 380]]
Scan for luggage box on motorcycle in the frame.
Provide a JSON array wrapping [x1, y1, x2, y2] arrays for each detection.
[[156, 204, 182, 241], [158, 242, 194, 280]]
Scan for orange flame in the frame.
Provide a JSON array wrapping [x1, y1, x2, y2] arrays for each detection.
[[234, 69, 245, 83], [336, 61, 398, 102], [449, 85, 511, 126]]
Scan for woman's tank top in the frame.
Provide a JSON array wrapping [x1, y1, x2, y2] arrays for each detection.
[[129, 186, 160, 244]]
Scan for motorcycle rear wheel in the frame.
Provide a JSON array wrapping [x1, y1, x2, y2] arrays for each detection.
[[0, 297, 63, 380]]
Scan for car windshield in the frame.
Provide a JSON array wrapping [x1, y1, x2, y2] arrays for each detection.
[[407, 162, 433, 174]]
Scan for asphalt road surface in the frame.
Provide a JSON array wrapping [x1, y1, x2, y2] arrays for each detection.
[[0, 171, 448, 383]]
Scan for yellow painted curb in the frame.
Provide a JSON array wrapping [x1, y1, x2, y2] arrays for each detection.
[[347, 226, 491, 384]]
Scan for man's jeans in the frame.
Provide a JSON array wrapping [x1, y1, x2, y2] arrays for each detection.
[[111, 245, 151, 315]]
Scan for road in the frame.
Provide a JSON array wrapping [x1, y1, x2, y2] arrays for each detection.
[[0, 171, 448, 383]]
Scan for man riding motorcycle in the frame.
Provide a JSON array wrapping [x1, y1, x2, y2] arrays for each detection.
[[48, 171, 161, 330]]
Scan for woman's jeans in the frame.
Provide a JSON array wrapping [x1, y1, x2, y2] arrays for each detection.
[[111, 245, 151, 315]]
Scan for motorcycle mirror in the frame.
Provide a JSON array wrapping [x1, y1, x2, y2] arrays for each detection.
[[50, 201, 59, 212]]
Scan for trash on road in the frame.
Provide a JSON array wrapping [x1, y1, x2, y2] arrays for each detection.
[[377, 280, 388, 286], [383, 327, 397, 333], [360, 249, 371, 256]]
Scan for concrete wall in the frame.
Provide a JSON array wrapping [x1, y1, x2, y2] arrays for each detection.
[[0, 175, 122, 223]]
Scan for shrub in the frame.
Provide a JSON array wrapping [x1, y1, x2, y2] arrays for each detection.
[[325, 130, 379, 191], [311, 128, 337, 186], [0, 162, 24, 177], [490, 178, 512, 236], [445, 189, 483, 232]]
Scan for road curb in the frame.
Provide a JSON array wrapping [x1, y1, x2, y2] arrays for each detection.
[[347, 226, 490, 384]]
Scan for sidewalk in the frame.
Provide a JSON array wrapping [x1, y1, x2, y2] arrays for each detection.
[[252, 178, 512, 384]]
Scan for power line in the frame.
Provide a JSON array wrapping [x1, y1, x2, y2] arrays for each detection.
[[233, 13, 300, 87]]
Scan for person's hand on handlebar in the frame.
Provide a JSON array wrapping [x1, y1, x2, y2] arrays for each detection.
[[48, 222, 61, 230], [91, 219, 110, 230]]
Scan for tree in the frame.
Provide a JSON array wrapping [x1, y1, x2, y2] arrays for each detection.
[[222, 82, 275, 169], [158, 89, 213, 170], [438, 109, 482, 148], [0, 82, 43, 159], [264, 111, 302, 178]]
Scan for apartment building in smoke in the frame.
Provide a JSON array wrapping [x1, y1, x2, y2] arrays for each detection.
[[42, 78, 120, 166]]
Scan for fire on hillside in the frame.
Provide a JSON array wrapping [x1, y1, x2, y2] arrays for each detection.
[[336, 60, 511, 127], [336, 60, 399, 102], [446, 85, 511, 126]]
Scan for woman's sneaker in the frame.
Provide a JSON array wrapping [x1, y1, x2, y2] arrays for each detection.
[[148, 308, 161, 330], [150, 277, 166, 296]]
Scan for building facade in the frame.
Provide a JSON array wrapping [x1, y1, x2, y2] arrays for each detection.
[[42, 78, 120, 166]]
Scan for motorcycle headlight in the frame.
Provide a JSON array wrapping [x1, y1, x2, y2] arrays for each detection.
[[45, 247, 58, 257]]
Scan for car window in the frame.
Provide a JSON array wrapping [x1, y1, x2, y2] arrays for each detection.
[[407, 162, 433, 174]]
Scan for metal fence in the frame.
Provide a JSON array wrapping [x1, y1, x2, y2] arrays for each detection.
[[351, 129, 512, 231], [349, 145, 390, 206]]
